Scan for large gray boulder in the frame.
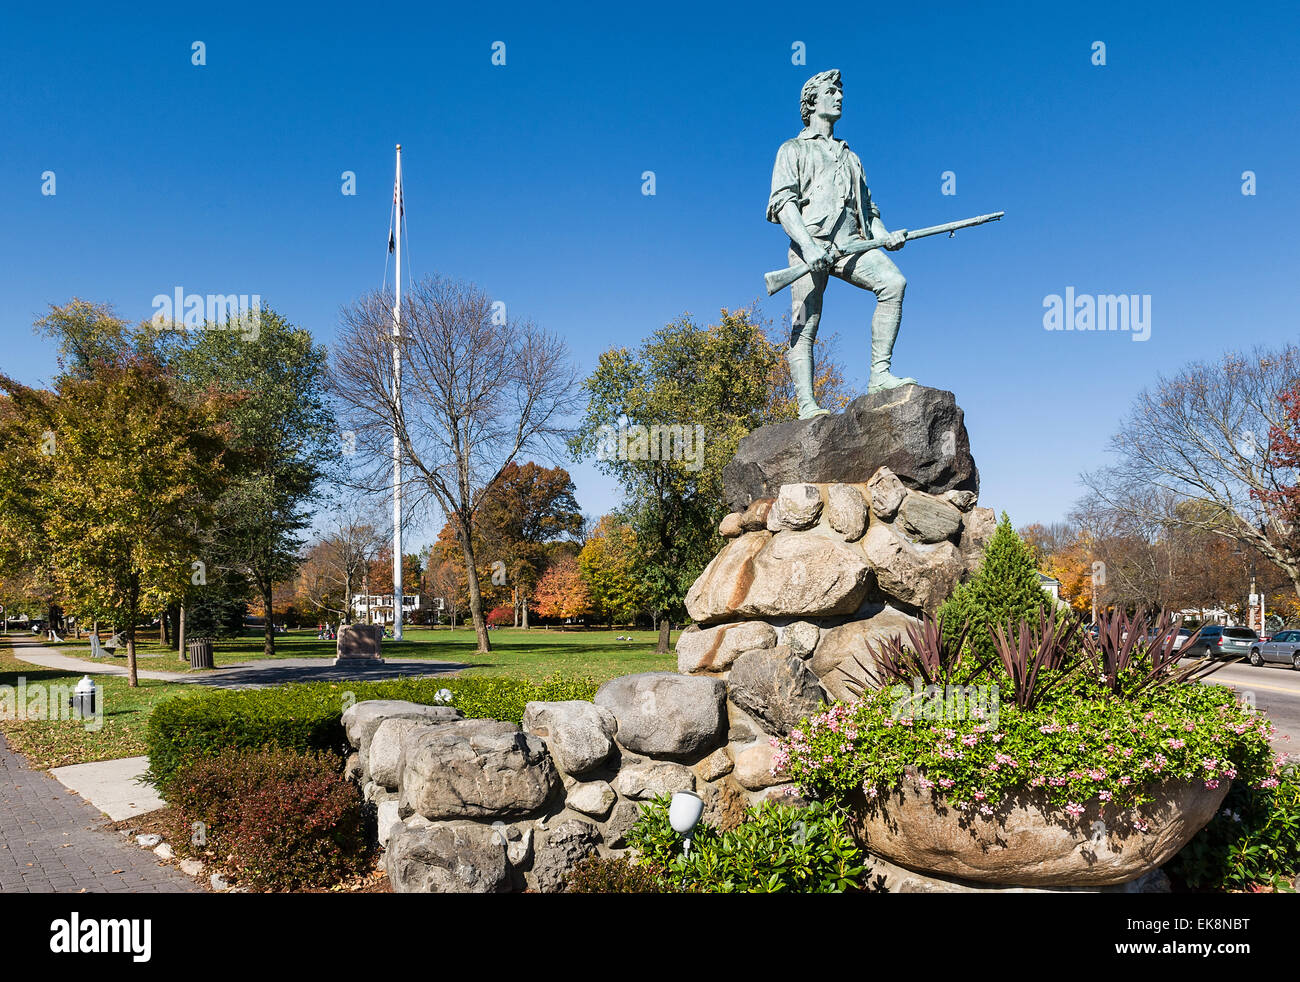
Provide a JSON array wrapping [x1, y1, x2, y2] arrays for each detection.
[[898, 491, 963, 544], [812, 605, 922, 701], [726, 647, 828, 736], [531, 820, 601, 893], [614, 759, 696, 800], [775, 483, 824, 529], [826, 484, 869, 540], [862, 522, 964, 613], [733, 741, 787, 790], [342, 700, 463, 760], [722, 386, 978, 511], [369, 717, 451, 789], [595, 673, 726, 759], [685, 530, 873, 624], [400, 719, 558, 820], [676, 620, 777, 674], [385, 821, 511, 893], [522, 701, 617, 777]]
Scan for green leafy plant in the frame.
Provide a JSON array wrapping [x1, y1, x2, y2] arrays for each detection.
[[145, 673, 596, 792], [625, 796, 866, 893], [164, 747, 369, 891], [1169, 760, 1300, 892], [775, 677, 1279, 821]]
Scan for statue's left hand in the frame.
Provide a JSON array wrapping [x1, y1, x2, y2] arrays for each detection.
[[882, 229, 907, 251]]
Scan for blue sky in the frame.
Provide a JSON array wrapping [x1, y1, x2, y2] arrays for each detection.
[[2, 1, 1297, 546]]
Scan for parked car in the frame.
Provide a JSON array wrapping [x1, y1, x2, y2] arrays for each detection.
[[1249, 629, 1300, 670], [1180, 624, 1258, 660]]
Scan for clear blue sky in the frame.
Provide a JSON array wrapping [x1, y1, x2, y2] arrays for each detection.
[[2, 1, 1297, 545]]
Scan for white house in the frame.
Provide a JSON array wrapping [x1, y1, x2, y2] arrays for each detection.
[[350, 594, 420, 625]]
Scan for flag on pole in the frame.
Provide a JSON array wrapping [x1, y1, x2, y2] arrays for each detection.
[[388, 230, 395, 254], [393, 177, 404, 217]]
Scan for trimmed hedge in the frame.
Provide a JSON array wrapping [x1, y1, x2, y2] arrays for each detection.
[[145, 674, 596, 793]]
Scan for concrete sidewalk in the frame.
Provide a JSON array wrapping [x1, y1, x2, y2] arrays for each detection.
[[48, 756, 165, 821], [12, 648, 191, 681]]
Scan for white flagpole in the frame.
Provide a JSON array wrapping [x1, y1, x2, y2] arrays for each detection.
[[392, 144, 404, 641]]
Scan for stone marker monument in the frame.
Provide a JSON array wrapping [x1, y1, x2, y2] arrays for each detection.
[[335, 623, 384, 666]]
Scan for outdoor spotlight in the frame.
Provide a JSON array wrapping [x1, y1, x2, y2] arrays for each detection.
[[669, 790, 705, 855]]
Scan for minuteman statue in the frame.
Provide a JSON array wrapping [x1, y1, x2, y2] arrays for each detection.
[[769, 68, 915, 419]]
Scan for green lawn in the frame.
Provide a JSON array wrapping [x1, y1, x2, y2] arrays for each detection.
[[0, 625, 678, 767], [37, 626, 679, 682], [0, 640, 193, 769]]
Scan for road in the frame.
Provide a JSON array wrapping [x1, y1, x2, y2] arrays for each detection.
[[1194, 659, 1300, 759]]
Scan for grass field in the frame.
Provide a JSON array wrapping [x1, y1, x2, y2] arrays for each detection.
[[0, 625, 678, 768], [35, 625, 680, 682], [0, 640, 193, 769]]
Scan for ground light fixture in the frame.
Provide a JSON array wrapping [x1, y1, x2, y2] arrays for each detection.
[[669, 790, 704, 855]]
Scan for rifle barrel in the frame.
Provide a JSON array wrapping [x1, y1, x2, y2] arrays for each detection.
[[763, 211, 1005, 296]]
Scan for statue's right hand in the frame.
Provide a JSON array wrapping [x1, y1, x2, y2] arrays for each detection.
[[802, 242, 831, 273]]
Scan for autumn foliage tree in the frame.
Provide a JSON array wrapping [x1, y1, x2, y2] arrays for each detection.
[[579, 514, 649, 626], [0, 356, 229, 685], [531, 555, 591, 624]]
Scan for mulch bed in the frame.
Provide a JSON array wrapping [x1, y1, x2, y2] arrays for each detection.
[[108, 807, 391, 893]]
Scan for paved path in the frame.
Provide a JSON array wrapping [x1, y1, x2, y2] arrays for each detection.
[[2, 638, 463, 893], [0, 734, 198, 893], [10, 642, 467, 688]]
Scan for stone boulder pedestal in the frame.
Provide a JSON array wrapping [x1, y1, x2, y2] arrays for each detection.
[[849, 776, 1229, 887]]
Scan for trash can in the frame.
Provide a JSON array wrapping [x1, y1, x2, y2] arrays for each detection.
[[68, 675, 97, 719], [187, 637, 214, 669]]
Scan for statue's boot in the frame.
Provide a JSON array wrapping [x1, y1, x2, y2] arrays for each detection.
[[786, 348, 830, 419], [867, 300, 918, 393]]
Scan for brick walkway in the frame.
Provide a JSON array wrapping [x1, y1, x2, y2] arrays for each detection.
[[0, 734, 198, 893]]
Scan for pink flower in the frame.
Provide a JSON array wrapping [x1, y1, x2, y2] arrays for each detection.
[[938, 777, 955, 789], [1099, 791, 1112, 802], [1205, 779, 1220, 789], [979, 803, 994, 816], [973, 790, 987, 801], [1065, 802, 1085, 817], [961, 734, 979, 747]]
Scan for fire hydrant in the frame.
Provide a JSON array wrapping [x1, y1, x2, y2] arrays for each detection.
[[69, 675, 97, 719]]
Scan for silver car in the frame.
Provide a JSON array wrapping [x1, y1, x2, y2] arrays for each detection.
[[1249, 629, 1300, 670]]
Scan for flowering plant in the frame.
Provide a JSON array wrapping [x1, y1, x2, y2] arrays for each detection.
[[774, 676, 1279, 821]]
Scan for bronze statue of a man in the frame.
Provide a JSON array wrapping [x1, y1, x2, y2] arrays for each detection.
[[768, 68, 915, 419]]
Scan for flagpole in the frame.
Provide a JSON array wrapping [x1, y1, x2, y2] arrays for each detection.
[[392, 144, 404, 642]]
